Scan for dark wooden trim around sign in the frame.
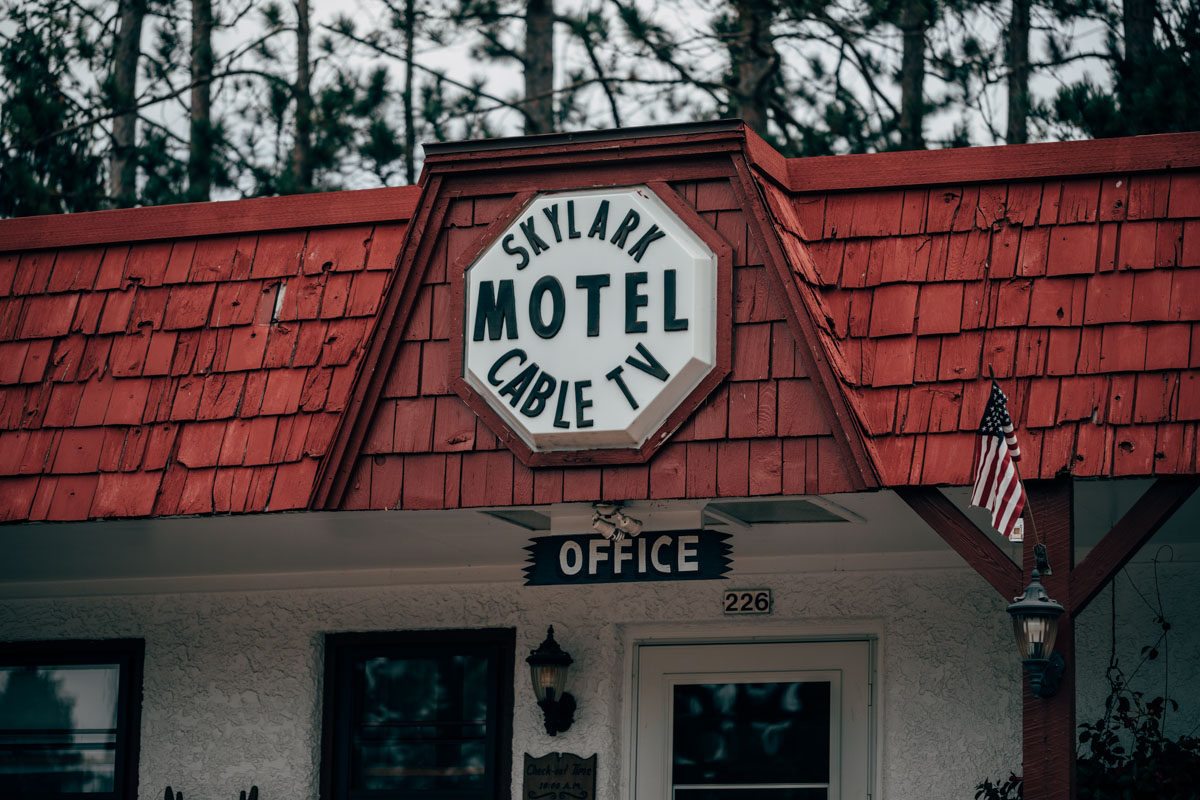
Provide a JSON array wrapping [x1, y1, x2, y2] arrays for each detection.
[[319, 628, 516, 800], [1069, 477, 1199, 617], [0, 638, 145, 800], [0, 186, 422, 253]]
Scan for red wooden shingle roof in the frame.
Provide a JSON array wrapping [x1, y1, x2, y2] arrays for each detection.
[[0, 190, 418, 520], [0, 123, 1197, 522], [753, 164, 1200, 486]]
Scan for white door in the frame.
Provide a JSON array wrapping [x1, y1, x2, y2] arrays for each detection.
[[633, 640, 872, 800]]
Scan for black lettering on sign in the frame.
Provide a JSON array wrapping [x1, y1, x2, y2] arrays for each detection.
[[625, 342, 669, 382], [575, 274, 611, 337], [499, 362, 538, 407], [522, 753, 596, 800], [520, 216, 551, 255], [542, 203, 563, 243], [487, 348, 526, 387], [567, 200, 582, 239], [529, 276, 565, 339], [574, 380, 593, 428], [588, 200, 610, 240], [663, 269, 689, 331], [625, 272, 648, 333], [523, 531, 732, 585], [502, 234, 530, 270], [520, 371, 558, 418], [605, 365, 638, 410], [553, 380, 571, 428], [627, 224, 666, 263], [474, 280, 519, 341], [609, 209, 640, 248]]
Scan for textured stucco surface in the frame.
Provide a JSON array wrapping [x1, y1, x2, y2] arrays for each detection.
[[2, 559, 1197, 800]]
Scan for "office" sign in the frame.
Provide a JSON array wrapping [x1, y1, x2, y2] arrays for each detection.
[[523, 531, 732, 586]]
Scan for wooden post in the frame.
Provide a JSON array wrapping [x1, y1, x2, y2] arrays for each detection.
[[899, 478, 1197, 800], [1021, 480, 1075, 800]]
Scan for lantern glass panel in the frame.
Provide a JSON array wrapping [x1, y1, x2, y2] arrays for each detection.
[[1013, 615, 1058, 661], [530, 663, 567, 703]]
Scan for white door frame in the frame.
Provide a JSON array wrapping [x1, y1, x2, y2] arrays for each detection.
[[620, 621, 882, 800]]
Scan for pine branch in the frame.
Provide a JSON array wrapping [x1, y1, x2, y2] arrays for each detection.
[[37, 69, 293, 144], [325, 23, 533, 124]]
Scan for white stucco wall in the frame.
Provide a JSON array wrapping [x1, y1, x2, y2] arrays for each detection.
[[1, 560, 1197, 800]]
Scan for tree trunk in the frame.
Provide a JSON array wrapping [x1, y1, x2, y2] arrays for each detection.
[[523, 0, 554, 134], [897, 0, 927, 150], [292, 0, 314, 190], [110, 0, 146, 207], [403, 0, 416, 184], [1123, 0, 1155, 72], [1006, 0, 1031, 144], [728, 0, 779, 139], [188, 0, 214, 202]]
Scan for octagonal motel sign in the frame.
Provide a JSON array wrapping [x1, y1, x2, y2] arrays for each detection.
[[464, 186, 718, 452]]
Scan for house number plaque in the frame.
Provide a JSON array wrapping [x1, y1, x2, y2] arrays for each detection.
[[523, 752, 596, 800]]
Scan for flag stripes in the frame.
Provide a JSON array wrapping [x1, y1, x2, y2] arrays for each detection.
[[971, 381, 1026, 540]]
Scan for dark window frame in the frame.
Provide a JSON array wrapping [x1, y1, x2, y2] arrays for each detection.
[[0, 638, 144, 800], [321, 629, 515, 800]]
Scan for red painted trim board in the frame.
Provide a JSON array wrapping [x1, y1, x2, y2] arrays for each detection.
[[787, 131, 1200, 192], [0, 186, 421, 253], [5, 127, 1195, 254]]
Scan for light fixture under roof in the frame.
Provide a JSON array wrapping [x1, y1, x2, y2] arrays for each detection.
[[703, 499, 853, 526]]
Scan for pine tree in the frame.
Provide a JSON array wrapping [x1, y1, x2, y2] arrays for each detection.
[[189, 0, 216, 201], [1054, 0, 1199, 137], [1006, 0, 1032, 143], [110, 0, 148, 206], [0, 0, 106, 216]]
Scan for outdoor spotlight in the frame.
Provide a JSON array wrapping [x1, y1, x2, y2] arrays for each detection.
[[1006, 567, 1065, 698], [613, 510, 643, 537], [591, 516, 619, 539], [527, 626, 576, 736], [591, 503, 642, 540]]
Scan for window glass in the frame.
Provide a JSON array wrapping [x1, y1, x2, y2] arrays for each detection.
[[323, 630, 514, 800], [0, 641, 142, 799], [672, 681, 832, 798]]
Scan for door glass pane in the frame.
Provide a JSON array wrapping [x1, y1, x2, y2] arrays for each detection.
[[352, 654, 490, 791], [0, 664, 121, 793], [672, 681, 830, 789]]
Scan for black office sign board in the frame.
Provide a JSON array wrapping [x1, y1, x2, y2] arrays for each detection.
[[523, 752, 596, 800], [523, 530, 731, 586]]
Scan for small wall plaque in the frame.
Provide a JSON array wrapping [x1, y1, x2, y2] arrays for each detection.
[[723, 588, 772, 614], [523, 752, 596, 800]]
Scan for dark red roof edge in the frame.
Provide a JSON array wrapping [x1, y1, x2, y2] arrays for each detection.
[[3, 130, 1195, 254], [0, 185, 422, 253], [785, 131, 1200, 192]]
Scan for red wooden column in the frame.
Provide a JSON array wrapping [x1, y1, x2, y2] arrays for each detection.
[[1021, 480, 1075, 800]]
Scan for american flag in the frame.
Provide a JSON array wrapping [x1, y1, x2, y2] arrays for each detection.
[[970, 381, 1026, 540]]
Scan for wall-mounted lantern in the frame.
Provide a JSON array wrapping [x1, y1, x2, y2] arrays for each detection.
[[1006, 565, 1065, 698], [527, 626, 576, 735]]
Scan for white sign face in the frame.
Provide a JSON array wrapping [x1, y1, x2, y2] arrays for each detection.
[[463, 186, 718, 451]]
